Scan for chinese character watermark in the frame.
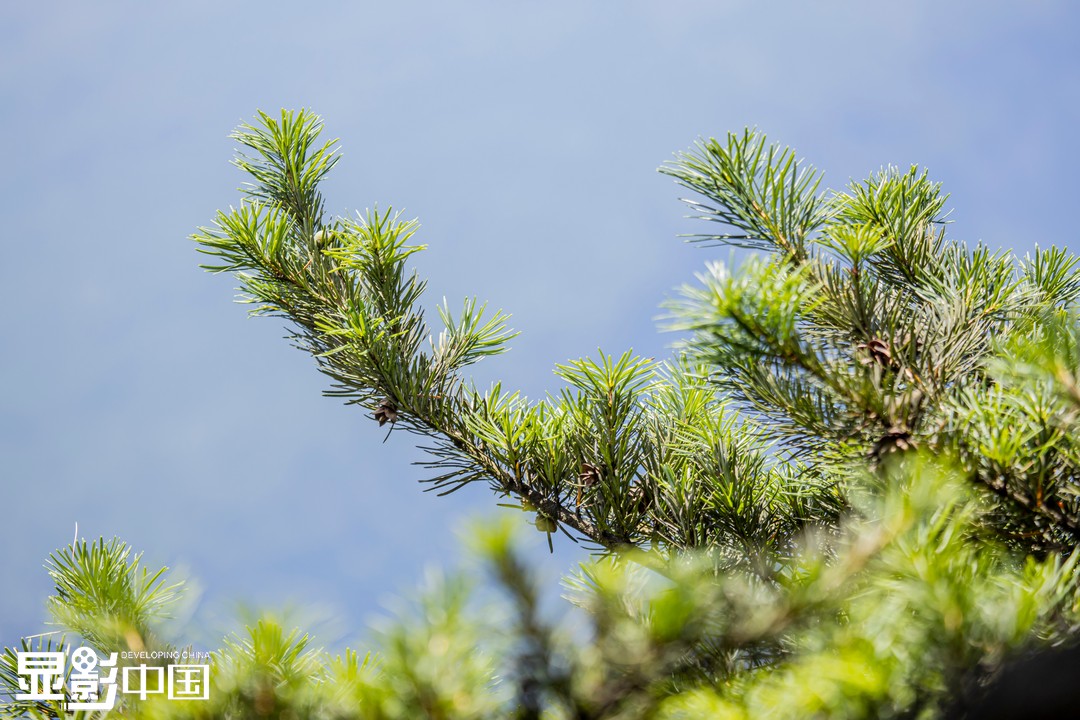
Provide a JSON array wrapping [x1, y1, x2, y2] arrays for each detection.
[[169, 665, 210, 700], [67, 646, 119, 711], [14, 652, 65, 702], [13, 646, 212, 711]]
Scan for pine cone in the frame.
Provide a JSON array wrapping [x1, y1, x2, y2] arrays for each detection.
[[576, 462, 602, 506], [857, 338, 893, 367], [579, 462, 602, 487], [871, 426, 917, 459], [628, 483, 651, 514], [534, 514, 558, 533], [374, 398, 399, 427]]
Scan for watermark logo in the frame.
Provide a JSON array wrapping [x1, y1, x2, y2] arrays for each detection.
[[15, 647, 210, 711], [14, 651, 66, 703]]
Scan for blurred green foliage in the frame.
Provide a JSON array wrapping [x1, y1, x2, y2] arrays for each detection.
[[5, 460, 1080, 718]]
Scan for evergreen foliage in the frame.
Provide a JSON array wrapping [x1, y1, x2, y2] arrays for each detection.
[[5, 109, 1080, 718]]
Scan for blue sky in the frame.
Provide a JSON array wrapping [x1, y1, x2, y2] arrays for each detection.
[[3, 2, 1079, 651]]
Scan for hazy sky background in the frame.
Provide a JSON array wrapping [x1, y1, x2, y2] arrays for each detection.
[[3, 2, 1078, 651]]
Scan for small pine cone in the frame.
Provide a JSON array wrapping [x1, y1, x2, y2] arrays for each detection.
[[857, 338, 893, 367], [628, 483, 651, 514], [576, 462, 602, 507], [579, 462, 602, 487], [871, 426, 917, 459], [534, 514, 558, 533], [314, 228, 336, 248], [374, 398, 399, 427]]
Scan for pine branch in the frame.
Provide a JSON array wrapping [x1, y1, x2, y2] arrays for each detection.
[[197, 111, 822, 560], [661, 130, 827, 262], [664, 131, 1080, 553]]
